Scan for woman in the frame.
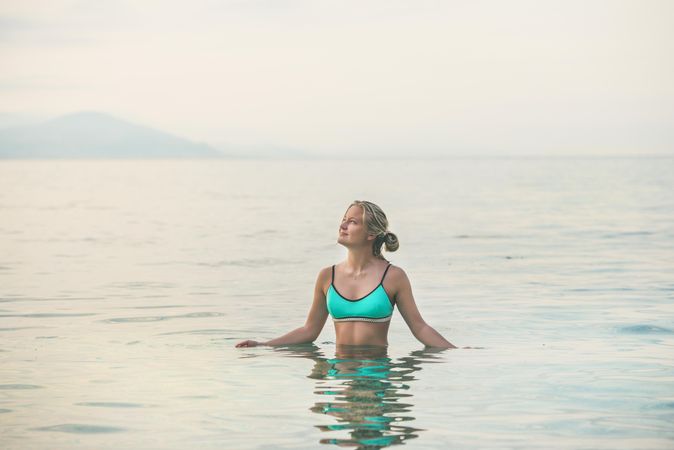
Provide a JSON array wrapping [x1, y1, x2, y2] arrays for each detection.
[[235, 200, 456, 349]]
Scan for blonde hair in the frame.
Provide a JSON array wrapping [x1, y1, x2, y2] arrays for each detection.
[[347, 200, 399, 258]]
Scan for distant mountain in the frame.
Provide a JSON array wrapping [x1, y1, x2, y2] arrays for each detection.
[[0, 111, 226, 159]]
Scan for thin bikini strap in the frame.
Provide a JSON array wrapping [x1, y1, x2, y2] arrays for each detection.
[[380, 263, 392, 284], [333, 263, 390, 285]]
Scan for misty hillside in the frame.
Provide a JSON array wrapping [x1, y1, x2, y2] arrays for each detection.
[[0, 111, 226, 159]]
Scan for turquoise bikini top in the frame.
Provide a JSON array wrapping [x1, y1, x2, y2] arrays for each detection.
[[327, 263, 395, 323]]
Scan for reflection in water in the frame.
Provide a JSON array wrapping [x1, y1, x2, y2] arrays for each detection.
[[275, 344, 446, 449]]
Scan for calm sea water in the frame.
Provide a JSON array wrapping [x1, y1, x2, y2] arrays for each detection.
[[1, 157, 673, 449]]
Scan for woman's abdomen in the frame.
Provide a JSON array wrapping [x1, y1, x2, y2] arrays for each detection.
[[333, 321, 390, 346]]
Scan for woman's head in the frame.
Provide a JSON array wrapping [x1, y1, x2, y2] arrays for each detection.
[[338, 200, 399, 257]]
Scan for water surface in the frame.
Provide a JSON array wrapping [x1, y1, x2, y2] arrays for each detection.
[[1, 157, 673, 449]]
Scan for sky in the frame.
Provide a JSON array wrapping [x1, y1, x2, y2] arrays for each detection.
[[1, 0, 673, 157]]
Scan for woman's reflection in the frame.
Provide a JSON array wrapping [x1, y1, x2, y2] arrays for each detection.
[[274, 344, 447, 449]]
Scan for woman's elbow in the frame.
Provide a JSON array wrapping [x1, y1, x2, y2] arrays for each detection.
[[304, 324, 322, 341]]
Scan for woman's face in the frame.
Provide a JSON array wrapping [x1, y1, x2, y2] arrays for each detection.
[[338, 205, 374, 246]]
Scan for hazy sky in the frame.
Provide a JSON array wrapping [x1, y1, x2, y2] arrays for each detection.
[[1, 0, 673, 156]]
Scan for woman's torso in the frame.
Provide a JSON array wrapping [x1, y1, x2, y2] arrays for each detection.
[[325, 260, 395, 347]]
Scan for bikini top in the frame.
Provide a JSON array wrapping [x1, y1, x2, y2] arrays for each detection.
[[326, 263, 395, 323]]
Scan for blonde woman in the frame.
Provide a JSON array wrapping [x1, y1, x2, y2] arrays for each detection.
[[235, 200, 456, 349]]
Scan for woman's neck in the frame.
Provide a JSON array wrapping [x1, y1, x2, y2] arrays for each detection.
[[345, 249, 384, 273]]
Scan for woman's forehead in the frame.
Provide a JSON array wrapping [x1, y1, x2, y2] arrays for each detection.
[[344, 205, 363, 219]]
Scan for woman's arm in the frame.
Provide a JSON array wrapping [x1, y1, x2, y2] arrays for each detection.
[[392, 267, 457, 349], [235, 267, 330, 347]]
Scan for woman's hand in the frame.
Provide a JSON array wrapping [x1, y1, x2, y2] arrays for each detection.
[[235, 340, 261, 348]]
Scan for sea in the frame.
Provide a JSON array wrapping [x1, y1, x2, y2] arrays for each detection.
[[1, 157, 673, 449]]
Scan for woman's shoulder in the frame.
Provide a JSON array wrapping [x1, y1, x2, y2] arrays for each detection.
[[316, 265, 334, 282], [384, 263, 409, 283]]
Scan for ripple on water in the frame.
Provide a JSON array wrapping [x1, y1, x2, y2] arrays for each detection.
[[75, 402, 145, 408], [105, 281, 177, 290], [127, 304, 209, 309], [102, 311, 225, 323], [454, 234, 514, 239], [32, 424, 127, 434], [0, 384, 44, 390], [0, 297, 106, 303], [157, 328, 230, 335], [0, 313, 97, 318], [617, 325, 674, 334], [195, 257, 300, 267], [0, 327, 49, 331], [601, 230, 654, 239], [645, 401, 674, 411]]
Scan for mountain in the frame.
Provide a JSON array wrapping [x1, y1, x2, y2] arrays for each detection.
[[0, 111, 226, 159]]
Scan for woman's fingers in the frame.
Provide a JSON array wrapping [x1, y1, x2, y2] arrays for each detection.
[[235, 340, 259, 348]]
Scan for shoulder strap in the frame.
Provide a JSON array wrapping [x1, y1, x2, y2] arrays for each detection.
[[380, 263, 392, 284], [331, 265, 335, 284]]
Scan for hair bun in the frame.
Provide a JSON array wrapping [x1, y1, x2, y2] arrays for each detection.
[[383, 231, 399, 252]]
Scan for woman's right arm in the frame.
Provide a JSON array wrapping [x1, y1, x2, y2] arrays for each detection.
[[235, 267, 330, 347]]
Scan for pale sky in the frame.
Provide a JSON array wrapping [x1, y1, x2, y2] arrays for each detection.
[[1, 0, 673, 156]]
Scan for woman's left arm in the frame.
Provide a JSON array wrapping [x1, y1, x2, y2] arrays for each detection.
[[392, 267, 457, 349]]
